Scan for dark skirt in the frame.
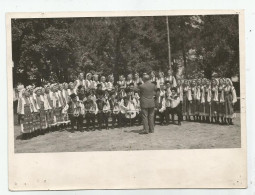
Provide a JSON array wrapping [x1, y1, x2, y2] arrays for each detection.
[[225, 93, 234, 118], [218, 102, 225, 117], [20, 105, 33, 133]]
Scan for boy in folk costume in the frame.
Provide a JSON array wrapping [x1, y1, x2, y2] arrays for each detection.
[[106, 74, 114, 91], [117, 75, 126, 89], [96, 90, 110, 130], [156, 71, 165, 89], [150, 71, 157, 82], [154, 88, 166, 125], [218, 78, 226, 124], [17, 89, 34, 139], [84, 91, 98, 131], [124, 88, 138, 126], [224, 78, 237, 125], [176, 79, 183, 120], [91, 74, 100, 90], [126, 74, 133, 86], [68, 93, 84, 132], [211, 78, 219, 123], [165, 69, 177, 88], [133, 72, 142, 87], [68, 82, 77, 95], [74, 72, 86, 90], [76, 85, 86, 102], [85, 73, 93, 90], [182, 80, 192, 121], [100, 76, 107, 91], [109, 92, 121, 128], [169, 87, 182, 125], [165, 80, 172, 124]]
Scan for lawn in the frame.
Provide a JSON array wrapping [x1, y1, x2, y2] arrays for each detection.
[[14, 114, 241, 153]]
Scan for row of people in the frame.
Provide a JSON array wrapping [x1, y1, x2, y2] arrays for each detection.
[[16, 73, 237, 138]]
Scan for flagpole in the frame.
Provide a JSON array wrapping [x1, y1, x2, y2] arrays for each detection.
[[166, 16, 172, 70]]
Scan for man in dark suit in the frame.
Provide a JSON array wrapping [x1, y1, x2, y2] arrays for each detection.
[[139, 74, 157, 134]]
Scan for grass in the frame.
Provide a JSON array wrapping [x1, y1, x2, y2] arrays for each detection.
[[14, 114, 241, 153]]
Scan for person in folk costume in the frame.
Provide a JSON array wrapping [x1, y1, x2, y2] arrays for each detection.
[[195, 79, 202, 122], [76, 85, 86, 102], [43, 84, 55, 131], [154, 88, 166, 125], [182, 79, 192, 121], [165, 80, 172, 124], [84, 90, 98, 131], [68, 93, 84, 132], [100, 76, 107, 91], [91, 74, 100, 90], [199, 78, 207, 122], [224, 78, 237, 125], [119, 96, 132, 127], [109, 91, 122, 128], [96, 90, 110, 130], [204, 79, 212, 123], [62, 82, 71, 125], [74, 72, 86, 91], [117, 75, 126, 89], [218, 78, 226, 124], [176, 79, 183, 121], [33, 87, 47, 135], [156, 71, 165, 89], [150, 71, 157, 83], [68, 82, 77, 95], [165, 69, 177, 88], [133, 72, 143, 88], [124, 88, 138, 126], [16, 84, 25, 125], [56, 83, 66, 126], [17, 89, 34, 139], [25, 85, 38, 134], [126, 74, 133, 86], [211, 78, 219, 123], [85, 72, 93, 90], [189, 80, 197, 121], [169, 87, 182, 125], [106, 74, 114, 91], [50, 83, 63, 128], [159, 82, 166, 97], [95, 83, 103, 99]]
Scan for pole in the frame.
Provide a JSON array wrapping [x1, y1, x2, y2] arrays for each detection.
[[166, 16, 172, 70]]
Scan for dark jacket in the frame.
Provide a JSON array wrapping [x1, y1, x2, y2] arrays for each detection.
[[139, 81, 156, 108]]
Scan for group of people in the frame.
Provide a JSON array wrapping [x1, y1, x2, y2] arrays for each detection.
[[15, 69, 238, 138]]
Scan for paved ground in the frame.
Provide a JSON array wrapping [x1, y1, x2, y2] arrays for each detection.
[[14, 114, 241, 153]]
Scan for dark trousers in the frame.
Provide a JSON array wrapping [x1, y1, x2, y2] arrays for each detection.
[[85, 113, 96, 128], [97, 112, 109, 129], [141, 107, 155, 133], [112, 113, 121, 127], [154, 110, 165, 125], [69, 114, 83, 131], [170, 105, 182, 123], [165, 107, 172, 124]]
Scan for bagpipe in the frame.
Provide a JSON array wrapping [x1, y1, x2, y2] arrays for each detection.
[[120, 97, 137, 119]]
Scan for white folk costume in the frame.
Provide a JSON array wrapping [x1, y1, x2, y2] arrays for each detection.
[[18, 94, 34, 134]]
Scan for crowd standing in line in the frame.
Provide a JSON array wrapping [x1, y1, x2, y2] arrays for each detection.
[[15, 70, 237, 139]]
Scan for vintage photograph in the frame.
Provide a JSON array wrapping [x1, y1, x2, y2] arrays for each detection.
[[11, 14, 241, 153]]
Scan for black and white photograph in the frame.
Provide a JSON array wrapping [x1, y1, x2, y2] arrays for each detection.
[[11, 13, 242, 153]]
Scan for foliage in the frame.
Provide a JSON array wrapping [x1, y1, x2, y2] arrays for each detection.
[[11, 15, 239, 86]]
